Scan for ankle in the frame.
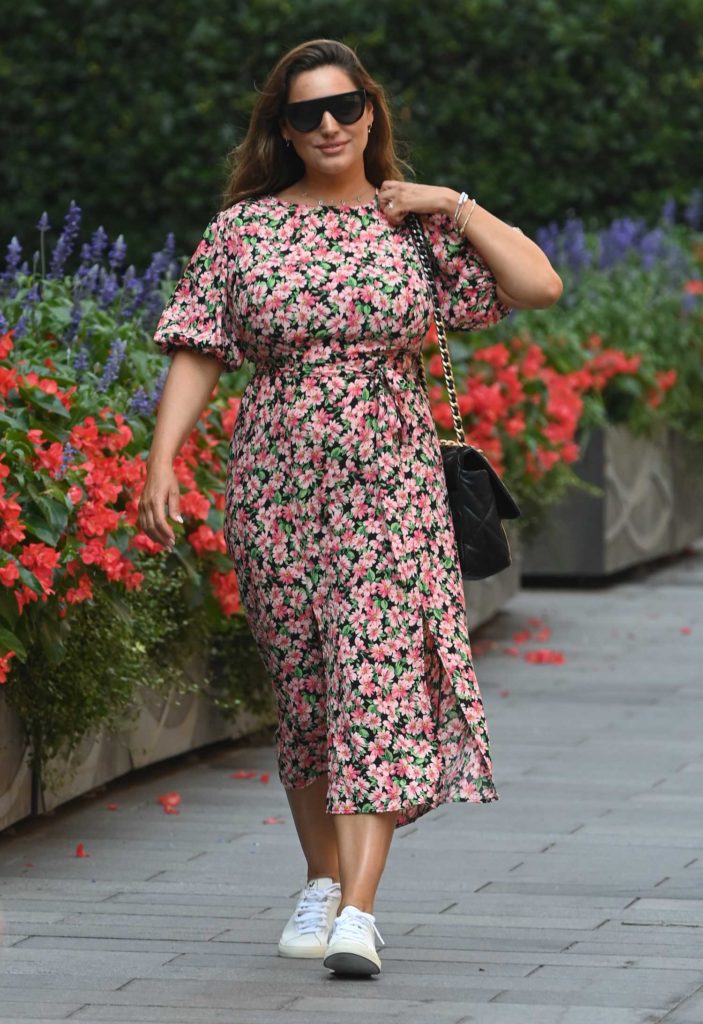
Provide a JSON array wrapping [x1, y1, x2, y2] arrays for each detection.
[[338, 900, 374, 916], [307, 873, 340, 884]]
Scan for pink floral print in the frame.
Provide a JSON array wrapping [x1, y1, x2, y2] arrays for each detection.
[[154, 191, 512, 828]]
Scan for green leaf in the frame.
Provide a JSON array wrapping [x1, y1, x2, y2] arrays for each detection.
[[0, 626, 28, 660]]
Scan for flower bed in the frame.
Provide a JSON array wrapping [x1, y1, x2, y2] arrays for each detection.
[[0, 203, 277, 826], [424, 191, 703, 574]]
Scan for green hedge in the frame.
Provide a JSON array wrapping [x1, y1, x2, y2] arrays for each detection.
[[3, 0, 702, 266]]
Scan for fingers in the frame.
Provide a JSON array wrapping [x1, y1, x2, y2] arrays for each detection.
[[138, 471, 182, 551]]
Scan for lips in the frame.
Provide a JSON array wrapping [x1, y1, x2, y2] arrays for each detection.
[[318, 141, 347, 153]]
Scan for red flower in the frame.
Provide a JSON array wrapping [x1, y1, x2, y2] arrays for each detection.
[[0, 651, 16, 684], [209, 569, 241, 616], [180, 490, 211, 520], [188, 524, 226, 556], [0, 561, 20, 587]]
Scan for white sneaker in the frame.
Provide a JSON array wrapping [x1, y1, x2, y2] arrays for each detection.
[[278, 877, 342, 958], [323, 904, 386, 976]]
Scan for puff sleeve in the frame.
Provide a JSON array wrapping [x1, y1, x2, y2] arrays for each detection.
[[153, 210, 244, 372], [420, 211, 513, 331]]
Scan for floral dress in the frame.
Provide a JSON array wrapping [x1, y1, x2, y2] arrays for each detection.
[[153, 190, 512, 828]]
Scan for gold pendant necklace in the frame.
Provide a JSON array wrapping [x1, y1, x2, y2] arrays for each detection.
[[298, 186, 378, 207]]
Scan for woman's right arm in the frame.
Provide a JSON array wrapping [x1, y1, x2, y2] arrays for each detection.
[[138, 350, 222, 550]]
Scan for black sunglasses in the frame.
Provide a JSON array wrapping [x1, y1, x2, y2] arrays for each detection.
[[283, 88, 367, 133]]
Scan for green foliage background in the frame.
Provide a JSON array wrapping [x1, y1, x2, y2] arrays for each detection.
[[2, 0, 701, 267]]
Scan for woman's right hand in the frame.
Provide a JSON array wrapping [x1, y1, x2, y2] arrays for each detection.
[[138, 458, 183, 551]]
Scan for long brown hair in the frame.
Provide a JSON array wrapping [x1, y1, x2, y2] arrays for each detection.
[[220, 38, 413, 209]]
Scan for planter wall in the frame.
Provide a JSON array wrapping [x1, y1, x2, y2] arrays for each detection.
[[0, 694, 33, 831], [522, 424, 703, 577], [0, 639, 277, 832]]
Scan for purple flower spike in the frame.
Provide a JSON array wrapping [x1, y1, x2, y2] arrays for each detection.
[[597, 217, 644, 270], [48, 200, 82, 278], [684, 189, 701, 231], [660, 197, 677, 226], [4, 236, 23, 279], [73, 346, 90, 373], [11, 282, 41, 338], [36, 212, 51, 232], [561, 217, 592, 275], [681, 292, 698, 315], [128, 386, 155, 417], [99, 271, 119, 307], [97, 338, 127, 392], [535, 222, 560, 266], [89, 225, 110, 263], [151, 367, 168, 404], [65, 301, 84, 343], [108, 234, 127, 271], [56, 442, 79, 479], [638, 228, 666, 271]]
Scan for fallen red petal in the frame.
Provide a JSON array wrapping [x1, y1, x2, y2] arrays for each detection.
[[524, 648, 566, 664], [75, 842, 89, 858], [163, 806, 180, 815], [499, 689, 511, 698], [680, 626, 692, 635], [512, 629, 531, 643], [230, 770, 258, 779], [106, 803, 118, 811], [527, 617, 544, 627], [534, 626, 552, 641], [157, 791, 181, 808], [503, 646, 520, 657], [259, 772, 270, 783], [262, 816, 285, 825]]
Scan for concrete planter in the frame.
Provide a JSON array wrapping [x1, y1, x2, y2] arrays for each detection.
[[0, 636, 276, 831], [522, 424, 703, 577]]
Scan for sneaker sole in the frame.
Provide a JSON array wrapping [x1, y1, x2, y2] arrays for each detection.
[[323, 949, 381, 975]]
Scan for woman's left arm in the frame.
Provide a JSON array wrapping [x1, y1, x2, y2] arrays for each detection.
[[378, 181, 563, 310], [439, 189, 563, 310]]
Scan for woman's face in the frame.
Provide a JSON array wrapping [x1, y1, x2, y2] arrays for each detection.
[[280, 65, 373, 177]]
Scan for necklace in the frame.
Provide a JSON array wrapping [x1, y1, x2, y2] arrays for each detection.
[[297, 186, 378, 207]]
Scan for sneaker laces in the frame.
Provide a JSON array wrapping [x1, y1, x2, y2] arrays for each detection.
[[294, 883, 341, 934], [330, 906, 386, 948]]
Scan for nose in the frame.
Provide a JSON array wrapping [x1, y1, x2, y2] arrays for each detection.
[[319, 110, 342, 133]]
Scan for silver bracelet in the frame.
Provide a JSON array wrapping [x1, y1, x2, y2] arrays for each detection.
[[453, 190, 469, 225], [458, 197, 477, 232]]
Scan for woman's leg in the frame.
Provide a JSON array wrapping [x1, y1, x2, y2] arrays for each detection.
[[284, 778, 397, 913], [332, 810, 398, 914], [285, 773, 340, 882]]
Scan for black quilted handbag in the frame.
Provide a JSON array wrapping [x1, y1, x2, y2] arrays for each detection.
[[406, 211, 521, 580]]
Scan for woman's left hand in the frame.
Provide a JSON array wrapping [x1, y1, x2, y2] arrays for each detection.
[[377, 181, 450, 226]]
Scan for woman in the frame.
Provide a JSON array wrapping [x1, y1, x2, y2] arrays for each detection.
[[139, 38, 562, 977]]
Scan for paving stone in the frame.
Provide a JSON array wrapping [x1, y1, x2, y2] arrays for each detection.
[[0, 543, 702, 1018]]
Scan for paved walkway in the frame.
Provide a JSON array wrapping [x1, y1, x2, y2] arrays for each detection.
[[1, 542, 702, 1023]]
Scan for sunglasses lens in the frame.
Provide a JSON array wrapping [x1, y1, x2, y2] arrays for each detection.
[[286, 90, 365, 132], [330, 91, 365, 124], [288, 104, 322, 133]]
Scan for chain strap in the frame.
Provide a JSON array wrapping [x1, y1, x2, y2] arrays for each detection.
[[406, 212, 466, 447]]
